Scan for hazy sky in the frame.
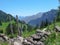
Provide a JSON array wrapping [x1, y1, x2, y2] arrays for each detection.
[[0, 0, 58, 16]]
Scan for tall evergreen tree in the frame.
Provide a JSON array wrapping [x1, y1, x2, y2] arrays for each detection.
[[0, 21, 2, 26], [45, 19, 48, 27], [40, 20, 45, 28]]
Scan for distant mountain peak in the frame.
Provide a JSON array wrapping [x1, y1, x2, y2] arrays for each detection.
[[20, 9, 57, 26]]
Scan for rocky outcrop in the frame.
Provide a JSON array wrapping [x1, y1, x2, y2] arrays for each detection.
[[0, 29, 51, 45], [22, 29, 51, 45], [0, 34, 9, 42], [55, 26, 60, 32]]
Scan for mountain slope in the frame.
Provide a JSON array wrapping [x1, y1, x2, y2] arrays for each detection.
[[0, 10, 15, 22], [21, 13, 43, 23], [0, 10, 33, 36], [28, 9, 57, 26]]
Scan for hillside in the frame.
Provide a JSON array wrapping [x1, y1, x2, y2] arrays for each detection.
[[21, 13, 43, 23], [44, 21, 60, 45], [23, 21, 60, 36], [21, 9, 57, 26], [0, 10, 60, 45], [0, 20, 60, 45], [0, 10, 15, 22], [22, 21, 60, 45], [0, 10, 33, 37]]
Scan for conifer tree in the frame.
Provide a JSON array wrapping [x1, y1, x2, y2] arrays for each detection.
[[0, 21, 2, 26]]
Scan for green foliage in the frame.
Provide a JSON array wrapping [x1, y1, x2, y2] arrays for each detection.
[[44, 20, 60, 45], [0, 21, 2, 26], [5, 23, 17, 35], [27, 25, 33, 31], [56, 4, 60, 21], [0, 29, 3, 33], [0, 10, 15, 22], [56, 32, 60, 45], [45, 32, 56, 45], [40, 19, 51, 29], [0, 41, 8, 45], [22, 30, 36, 38], [40, 21, 45, 28]]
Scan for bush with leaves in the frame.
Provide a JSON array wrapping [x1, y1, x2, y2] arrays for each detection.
[[45, 32, 56, 45], [5, 23, 17, 35]]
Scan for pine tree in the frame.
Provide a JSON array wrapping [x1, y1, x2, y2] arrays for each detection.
[[45, 19, 48, 27], [40, 20, 45, 28], [0, 21, 2, 26]]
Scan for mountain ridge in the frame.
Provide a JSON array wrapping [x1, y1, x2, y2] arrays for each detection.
[[20, 9, 57, 26], [0, 10, 15, 22]]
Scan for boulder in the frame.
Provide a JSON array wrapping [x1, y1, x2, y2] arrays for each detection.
[[36, 29, 43, 33], [0, 34, 9, 41], [14, 41, 20, 45], [43, 31, 51, 38], [26, 37, 36, 45], [31, 34, 41, 41], [17, 36, 24, 43], [36, 41, 44, 45], [55, 26, 60, 32], [23, 39, 32, 45]]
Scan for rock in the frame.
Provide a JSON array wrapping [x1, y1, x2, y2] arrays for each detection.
[[55, 26, 60, 32], [43, 31, 51, 38], [4, 35, 9, 41], [36, 41, 44, 45], [17, 36, 24, 43], [36, 32, 44, 37], [31, 34, 41, 41], [36, 29, 43, 33], [23, 39, 32, 45], [14, 41, 20, 45], [26, 37, 36, 45], [0, 37, 5, 42], [42, 28, 47, 32], [40, 37, 46, 42], [0, 34, 9, 41], [8, 39, 14, 45]]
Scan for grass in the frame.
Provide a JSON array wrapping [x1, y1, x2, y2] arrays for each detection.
[[0, 20, 60, 45], [22, 30, 36, 38], [56, 32, 60, 45], [45, 21, 60, 45], [0, 20, 15, 33], [46, 21, 60, 30], [0, 41, 8, 45], [45, 32, 56, 45]]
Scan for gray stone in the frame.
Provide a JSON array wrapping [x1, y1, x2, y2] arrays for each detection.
[[36, 29, 43, 33], [36, 41, 44, 45], [31, 34, 41, 41], [0, 34, 9, 41], [40, 37, 46, 42], [55, 26, 60, 32]]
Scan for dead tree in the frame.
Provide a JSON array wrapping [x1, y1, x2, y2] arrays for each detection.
[[16, 15, 21, 36], [9, 16, 13, 35]]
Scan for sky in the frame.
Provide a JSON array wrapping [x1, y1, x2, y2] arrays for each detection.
[[0, 0, 59, 16]]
